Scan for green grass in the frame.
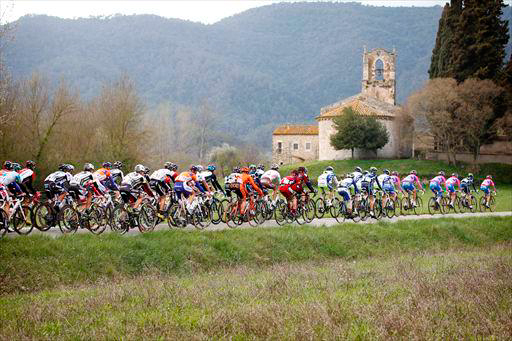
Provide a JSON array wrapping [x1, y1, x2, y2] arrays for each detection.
[[1, 245, 510, 339], [1, 217, 511, 295], [280, 159, 512, 184]]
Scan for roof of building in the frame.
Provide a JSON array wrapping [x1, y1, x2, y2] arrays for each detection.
[[272, 124, 319, 135], [316, 93, 399, 121]]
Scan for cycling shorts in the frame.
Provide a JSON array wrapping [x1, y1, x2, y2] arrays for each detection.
[[480, 185, 490, 195], [260, 177, 275, 190], [461, 183, 470, 194], [174, 181, 193, 199], [401, 182, 414, 192], [150, 179, 168, 196], [195, 182, 205, 193], [429, 182, 442, 196], [337, 187, 351, 201], [383, 184, 395, 194], [446, 184, 456, 193], [44, 181, 66, 198], [120, 184, 137, 203], [361, 182, 374, 195], [279, 186, 294, 200]]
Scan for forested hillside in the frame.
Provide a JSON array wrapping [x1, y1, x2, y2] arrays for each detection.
[[5, 2, 511, 146]]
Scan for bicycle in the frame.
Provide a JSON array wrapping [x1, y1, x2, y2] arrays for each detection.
[[400, 189, 423, 216], [314, 188, 337, 219], [0, 194, 34, 235], [112, 201, 157, 234], [427, 191, 448, 215], [458, 190, 477, 213]]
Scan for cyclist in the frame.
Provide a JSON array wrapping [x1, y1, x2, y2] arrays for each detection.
[[69, 163, 102, 211], [361, 167, 381, 218], [317, 166, 338, 206], [239, 166, 263, 214], [255, 164, 265, 179], [119, 164, 154, 210], [480, 175, 497, 208], [279, 169, 299, 214], [44, 164, 74, 207], [194, 165, 212, 195], [174, 165, 200, 212], [377, 169, 395, 210], [460, 173, 478, 209], [260, 164, 281, 205], [0, 163, 23, 215], [200, 164, 225, 195], [94, 162, 120, 198], [337, 173, 358, 215], [18, 160, 37, 196], [149, 163, 174, 215], [225, 167, 241, 199], [111, 161, 124, 185], [429, 171, 447, 204], [445, 173, 461, 208], [401, 170, 423, 207], [389, 171, 403, 201]]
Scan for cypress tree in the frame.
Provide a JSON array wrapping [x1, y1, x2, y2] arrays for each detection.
[[451, 0, 509, 82]]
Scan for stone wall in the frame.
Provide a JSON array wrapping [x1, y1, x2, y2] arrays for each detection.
[[318, 118, 400, 160], [272, 134, 319, 165]]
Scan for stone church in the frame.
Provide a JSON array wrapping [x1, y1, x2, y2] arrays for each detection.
[[272, 47, 405, 165]]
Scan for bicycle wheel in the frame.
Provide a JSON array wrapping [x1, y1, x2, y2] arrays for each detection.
[[220, 199, 232, 223], [414, 197, 423, 215], [329, 197, 341, 219], [33, 202, 55, 231], [372, 199, 383, 219], [88, 206, 108, 235], [58, 205, 80, 234], [138, 203, 157, 233], [440, 197, 449, 214], [458, 196, 467, 213], [111, 206, 130, 234], [210, 199, 222, 225], [0, 209, 7, 238], [428, 197, 438, 215], [13, 205, 34, 235], [489, 196, 496, 212], [384, 199, 395, 218], [359, 198, 368, 221], [274, 200, 288, 226], [194, 204, 212, 230], [304, 199, 316, 223], [315, 197, 326, 219], [334, 201, 345, 224], [469, 195, 477, 213]]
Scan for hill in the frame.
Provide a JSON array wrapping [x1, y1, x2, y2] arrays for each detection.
[[4, 3, 511, 147]]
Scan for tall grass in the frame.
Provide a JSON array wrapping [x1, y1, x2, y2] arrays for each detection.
[[0, 245, 510, 339], [1, 217, 511, 295]]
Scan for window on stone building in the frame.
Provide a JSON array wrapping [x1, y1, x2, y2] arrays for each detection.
[[293, 143, 299, 151], [375, 59, 384, 81], [305, 142, 311, 151], [277, 142, 282, 154]]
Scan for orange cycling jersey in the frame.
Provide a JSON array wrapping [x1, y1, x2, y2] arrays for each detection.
[[175, 171, 198, 183], [240, 173, 263, 199], [94, 168, 111, 181]]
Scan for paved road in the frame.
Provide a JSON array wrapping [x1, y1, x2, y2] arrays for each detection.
[[5, 211, 512, 238]]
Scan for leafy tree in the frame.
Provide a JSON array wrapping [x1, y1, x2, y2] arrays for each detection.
[[330, 107, 389, 159]]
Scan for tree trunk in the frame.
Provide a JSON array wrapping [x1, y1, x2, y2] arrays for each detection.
[[351, 148, 354, 160]]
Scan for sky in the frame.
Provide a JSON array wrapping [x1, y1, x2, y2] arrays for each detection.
[[1, 0, 454, 24]]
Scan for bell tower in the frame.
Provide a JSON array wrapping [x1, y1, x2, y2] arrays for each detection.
[[361, 47, 396, 105]]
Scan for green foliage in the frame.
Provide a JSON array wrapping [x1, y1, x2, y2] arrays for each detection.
[[0, 217, 511, 295], [330, 107, 389, 158]]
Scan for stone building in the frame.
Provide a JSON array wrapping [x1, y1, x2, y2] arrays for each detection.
[[272, 47, 406, 164], [272, 125, 319, 165]]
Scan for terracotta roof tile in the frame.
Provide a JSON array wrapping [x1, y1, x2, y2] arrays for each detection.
[[316, 94, 398, 120], [273, 124, 319, 135]]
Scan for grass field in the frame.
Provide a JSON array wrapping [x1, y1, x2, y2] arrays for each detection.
[[0, 243, 510, 339]]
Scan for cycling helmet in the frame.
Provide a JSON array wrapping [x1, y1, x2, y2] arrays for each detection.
[[451, 173, 458, 178], [233, 166, 240, 173], [241, 167, 250, 173], [84, 163, 94, 172], [363, 170, 369, 175], [370, 167, 377, 174], [326, 166, 334, 172], [438, 171, 445, 176], [134, 164, 145, 173], [468, 173, 474, 180], [58, 164, 67, 172], [164, 161, 173, 170], [271, 163, 279, 171], [190, 165, 198, 172], [102, 162, 112, 168], [298, 166, 307, 173], [391, 171, 398, 176], [26, 160, 36, 169], [410, 170, 417, 175], [383, 169, 390, 175], [257, 164, 265, 170], [12, 163, 21, 171], [355, 166, 362, 173], [486, 175, 492, 179], [113, 161, 123, 169], [196, 165, 204, 172], [171, 164, 178, 171], [67, 164, 75, 172], [249, 164, 256, 169], [3, 161, 12, 170], [144, 166, 150, 174], [207, 164, 216, 171]]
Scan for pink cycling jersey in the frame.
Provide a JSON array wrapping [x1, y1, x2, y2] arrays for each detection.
[[481, 179, 495, 187], [403, 174, 418, 183], [391, 175, 401, 186], [445, 176, 460, 186], [430, 175, 446, 184]]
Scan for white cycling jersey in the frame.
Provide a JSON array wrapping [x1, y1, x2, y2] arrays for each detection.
[[45, 171, 72, 185], [225, 173, 241, 184], [0, 170, 20, 185], [18, 168, 34, 182], [150, 169, 171, 182], [111, 168, 124, 181], [122, 172, 147, 188], [377, 174, 393, 186], [71, 171, 94, 187], [261, 170, 281, 185]]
